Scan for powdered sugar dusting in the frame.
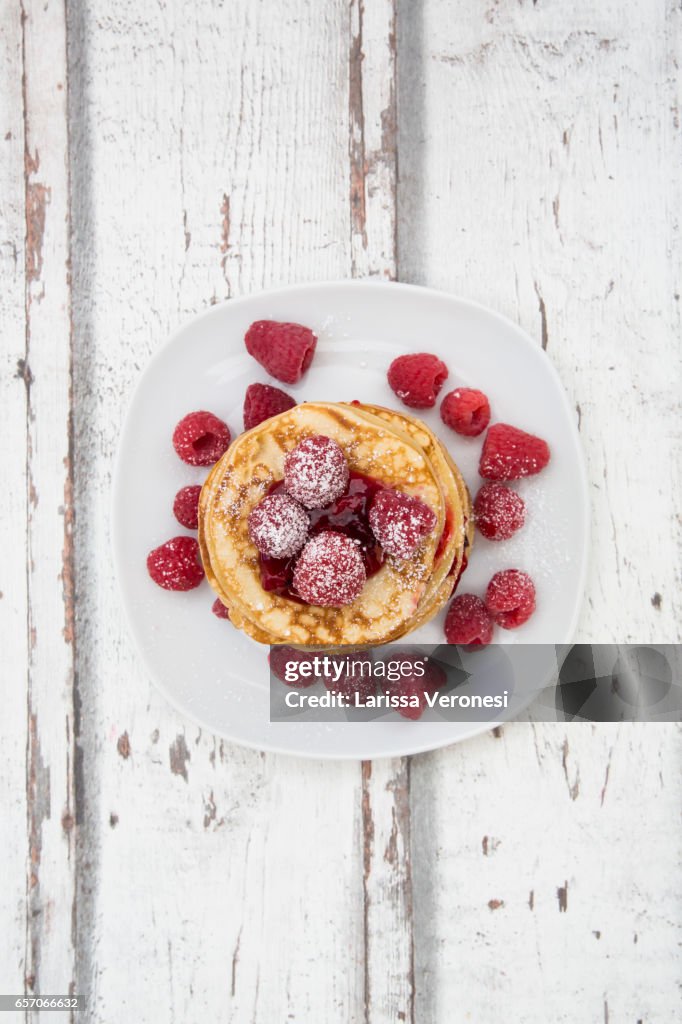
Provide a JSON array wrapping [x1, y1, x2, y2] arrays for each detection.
[[284, 434, 349, 508], [486, 569, 536, 628], [248, 492, 310, 559], [473, 482, 526, 541], [479, 423, 550, 480], [293, 530, 366, 606], [368, 489, 437, 560]]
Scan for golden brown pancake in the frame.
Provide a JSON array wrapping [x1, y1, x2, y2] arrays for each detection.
[[199, 402, 457, 646]]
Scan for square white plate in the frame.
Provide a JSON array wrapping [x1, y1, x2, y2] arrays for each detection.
[[112, 281, 589, 758]]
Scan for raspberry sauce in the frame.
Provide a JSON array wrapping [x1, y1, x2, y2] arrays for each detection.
[[434, 504, 453, 563], [259, 472, 386, 599]]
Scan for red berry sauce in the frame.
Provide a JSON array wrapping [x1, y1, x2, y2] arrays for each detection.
[[259, 472, 386, 599], [434, 505, 453, 563]]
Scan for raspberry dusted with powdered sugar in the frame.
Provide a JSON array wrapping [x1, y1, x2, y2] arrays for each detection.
[[479, 423, 550, 481], [485, 569, 536, 628], [382, 653, 447, 720], [444, 594, 494, 646], [147, 536, 205, 591], [284, 435, 349, 509], [387, 353, 449, 409], [473, 482, 526, 541], [173, 485, 202, 530], [248, 492, 310, 559], [368, 489, 437, 560], [293, 530, 366, 606], [324, 651, 376, 702], [269, 646, 319, 687], [172, 411, 231, 467]]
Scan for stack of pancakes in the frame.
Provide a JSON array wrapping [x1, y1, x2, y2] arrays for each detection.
[[199, 401, 473, 647]]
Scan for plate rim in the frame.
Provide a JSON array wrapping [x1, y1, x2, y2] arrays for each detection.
[[111, 279, 590, 760]]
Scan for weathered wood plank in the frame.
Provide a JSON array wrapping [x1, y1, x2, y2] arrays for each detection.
[[0, 0, 30, 999], [17, 0, 77, 1005], [362, 759, 414, 1024], [67, 1, 364, 1019], [411, 724, 682, 1022], [400, 2, 682, 1020], [3, 1, 676, 1021], [350, 0, 397, 279]]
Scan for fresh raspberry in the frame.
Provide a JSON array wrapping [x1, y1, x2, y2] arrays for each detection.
[[284, 435, 349, 508], [172, 411, 231, 467], [211, 598, 230, 619], [173, 485, 202, 530], [473, 482, 526, 541], [440, 388, 491, 437], [324, 651, 375, 702], [293, 531, 366, 606], [269, 646, 319, 687], [368, 489, 437, 560], [485, 569, 536, 628], [248, 492, 309, 559], [147, 536, 204, 591], [387, 353, 449, 409], [243, 382, 296, 431], [382, 653, 446, 720], [245, 320, 317, 384], [444, 594, 494, 646], [479, 424, 550, 481]]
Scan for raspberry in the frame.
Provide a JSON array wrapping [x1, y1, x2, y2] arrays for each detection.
[[485, 569, 536, 628], [248, 492, 309, 559], [269, 646, 319, 687], [243, 382, 296, 431], [173, 485, 202, 530], [293, 531, 366, 606], [473, 482, 526, 541], [147, 536, 204, 591], [387, 353, 448, 409], [324, 651, 375, 702], [284, 435, 349, 508], [245, 320, 317, 384], [211, 598, 230, 619], [440, 388, 491, 437], [369, 489, 437, 560], [444, 594, 494, 646], [172, 411, 231, 467], [382, 653, 446, 720], [479, 423, 550, 481]]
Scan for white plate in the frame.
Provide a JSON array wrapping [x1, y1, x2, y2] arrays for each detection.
[[112, 281, 589, 759]]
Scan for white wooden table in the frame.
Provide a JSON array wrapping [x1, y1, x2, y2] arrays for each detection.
[[2, 1, 681, 1021]]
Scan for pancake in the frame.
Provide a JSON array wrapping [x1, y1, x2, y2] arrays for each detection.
[[199, 402, 449, 646], [355, 407, 473, 579], [349, 404, 464, 584], [340, 403, 466, 641]]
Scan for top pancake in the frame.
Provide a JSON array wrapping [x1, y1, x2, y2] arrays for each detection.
[[350, 403, 472, 632], [199, 402, 447, 646]]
